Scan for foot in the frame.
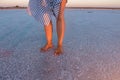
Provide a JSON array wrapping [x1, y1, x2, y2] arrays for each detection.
[[54, 46, 63, 56], [40, 43, 53, 52]]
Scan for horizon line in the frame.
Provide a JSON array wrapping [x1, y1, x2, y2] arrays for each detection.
[[0, 6, 120, 10], [0, 6, 120, 8]]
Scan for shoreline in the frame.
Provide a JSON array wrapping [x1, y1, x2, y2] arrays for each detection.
[[66, 7, 120, 10], [0, 7, 120, 10]]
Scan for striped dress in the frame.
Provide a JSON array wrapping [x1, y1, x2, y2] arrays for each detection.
[[28, 0, 62, 26]]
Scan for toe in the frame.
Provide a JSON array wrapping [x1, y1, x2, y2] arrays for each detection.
[[54, 48, 63, 56]]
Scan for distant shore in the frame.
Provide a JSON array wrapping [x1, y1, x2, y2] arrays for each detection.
[[0, 6, 120, 10], [0, 6, 26, 9], [66, 7, 120, 10]]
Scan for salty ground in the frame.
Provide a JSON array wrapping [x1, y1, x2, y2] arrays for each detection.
[[0, 9, 120, 80]]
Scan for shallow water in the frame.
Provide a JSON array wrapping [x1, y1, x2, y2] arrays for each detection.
[[0, 9, 120, 80]]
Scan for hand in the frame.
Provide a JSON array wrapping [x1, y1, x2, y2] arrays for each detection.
[[41, 0, 47, 7]]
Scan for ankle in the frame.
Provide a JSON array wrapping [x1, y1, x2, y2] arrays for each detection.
[[57, 44, 62, 48], [47, 41, 53, 45]]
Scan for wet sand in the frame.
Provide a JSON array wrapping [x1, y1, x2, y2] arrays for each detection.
[[0, 9, 120, 80]]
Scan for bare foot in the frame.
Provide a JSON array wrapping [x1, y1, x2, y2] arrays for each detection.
[[40, 43, 53, 52], [54, 46, 63, 56]]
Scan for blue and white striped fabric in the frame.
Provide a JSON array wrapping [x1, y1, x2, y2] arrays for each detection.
[[28, 0, 62, 26]]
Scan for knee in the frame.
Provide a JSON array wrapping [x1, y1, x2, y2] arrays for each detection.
[[57, 15, 64, 22]]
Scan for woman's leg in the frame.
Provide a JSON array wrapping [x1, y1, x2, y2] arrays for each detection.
[[54, 0, 67, 55], [40, 13, 53, 52]]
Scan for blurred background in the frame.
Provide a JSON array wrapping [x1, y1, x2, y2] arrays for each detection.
[[0, 0, 120, 8]]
